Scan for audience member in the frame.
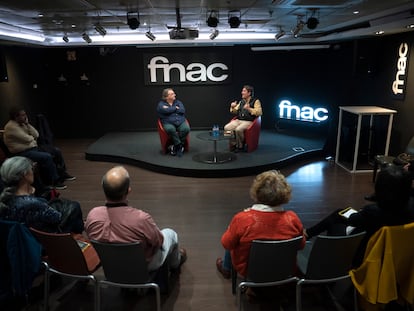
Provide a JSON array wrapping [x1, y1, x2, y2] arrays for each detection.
[[224, 85, 262, 152], [85, 165, 187, 272], [157, 88, 190, 157], [216, 170, 305, 280], [305, 165, 414, 266], [0, 156, 84, 233], [3, 107, 75, 190]]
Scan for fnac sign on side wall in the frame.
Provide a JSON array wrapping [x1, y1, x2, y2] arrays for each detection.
[[143, 53, 232, 85], [392, 42, 410, 100]]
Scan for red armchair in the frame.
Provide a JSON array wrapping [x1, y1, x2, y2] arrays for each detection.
[[157, 119, 190, 154], [229, 116, 261, 152]]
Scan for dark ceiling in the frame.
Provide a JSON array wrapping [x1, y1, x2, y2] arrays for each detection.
[[0, 0, 414, 46]]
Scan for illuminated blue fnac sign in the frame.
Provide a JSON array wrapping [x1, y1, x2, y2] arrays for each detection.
[[278, 100, 328, 122]]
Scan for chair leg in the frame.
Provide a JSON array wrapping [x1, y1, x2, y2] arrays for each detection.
[[94, 281, 100, 311], [43, 269, 50, 311], [372, 159, 378, 183], [296, 280, 303, 311], [154, 285, 161, 311], [237, 283, 243, 311], [231, 265, 237, 295], [353, 286, 358, 311]]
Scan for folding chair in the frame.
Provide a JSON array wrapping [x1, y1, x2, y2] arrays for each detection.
[[234, 236, 303, 311], [296, 231, 366, 311], [30, 228, 100, 311], [91, 240, 161, 311]]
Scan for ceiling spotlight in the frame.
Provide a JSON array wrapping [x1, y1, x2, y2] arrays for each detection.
[[145, 30, 156, 41], [207, 10, 219, 27], [292, 19, 305, 38], [209, 29, 219, 40], [127, 11, 140, 30], [82, 33, 92, 43], [94, 23, 107, 36], [228, 10, 241, 28], [306, 9, 320, 30], [307, 17, 319, 29], [62, 35, 69, 43], [275, 28, 285, 40]]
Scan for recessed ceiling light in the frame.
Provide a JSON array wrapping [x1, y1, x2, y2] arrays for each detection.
[[375, 30, 385, 35], [353, 11, 359, 15]]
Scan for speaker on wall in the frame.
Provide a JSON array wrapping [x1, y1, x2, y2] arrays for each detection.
[[0, 50, 8, 82], [353, 40, 378, 75]]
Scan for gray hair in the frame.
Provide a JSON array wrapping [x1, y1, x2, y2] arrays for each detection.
[[162, 88, 174, 100], [0, 156, 33, 186], [0, 156, 33, 213]]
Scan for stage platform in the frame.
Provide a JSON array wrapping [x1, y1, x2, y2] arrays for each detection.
[[85, 129, 326, 177]]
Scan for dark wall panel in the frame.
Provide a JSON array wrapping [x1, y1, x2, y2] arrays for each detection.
[[0, 32, 413, 155]]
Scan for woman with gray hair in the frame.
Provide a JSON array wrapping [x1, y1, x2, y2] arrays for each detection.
[[0, 156, 83, 233]]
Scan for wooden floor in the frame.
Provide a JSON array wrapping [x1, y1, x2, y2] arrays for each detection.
[[25, 139, 375, 311]]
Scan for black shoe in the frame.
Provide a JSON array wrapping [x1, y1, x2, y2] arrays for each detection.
[[63, 172, 76, 181], [177, 144, 184, 157], [53, 182, 67, 190], [364, 193, 377, 202], [168, 145, 177, 156]]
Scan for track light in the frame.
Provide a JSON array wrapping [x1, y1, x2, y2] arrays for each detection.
[[82, 33, 92, 43], [228, 10, 241, 28], [292, 20, 305, 38], [275, 29, 285, 40], [94, 23, 107, 36], [209, 29, 219, 40], [127, 11, 140, 30], [306, 9, 320, 30], [62, 35, 69, 43], [207, 10, 219, 27], [145, 30, 156, 41], [307, 17, 319, 29]]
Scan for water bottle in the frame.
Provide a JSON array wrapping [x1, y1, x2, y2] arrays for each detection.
[[212, 124, 219, 137]]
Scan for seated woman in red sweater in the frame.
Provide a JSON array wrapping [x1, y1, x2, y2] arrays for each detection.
[[216, 170, 306, 279]]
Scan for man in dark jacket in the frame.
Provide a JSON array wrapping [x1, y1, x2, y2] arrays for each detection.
[[157, 88, 190, 157]]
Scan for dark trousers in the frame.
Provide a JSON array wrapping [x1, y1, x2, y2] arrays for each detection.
[[16, 147, 59, 185], [162, 122, 190, 146]]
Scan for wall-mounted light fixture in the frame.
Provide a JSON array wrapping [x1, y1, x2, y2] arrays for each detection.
[[94, 23, 107, 36], [292, 17, 305, 38], [127, 11, 140, 30], [228, 10, 241, 28], [82, 33, 92, 43], [207, 10, 219, 27], [209, 29, 219, 40], [306, 9, 319, 30], [275, 27, 285, 40], [145, 30, 156, 41]]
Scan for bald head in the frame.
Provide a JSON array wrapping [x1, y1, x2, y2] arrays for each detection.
[[102, 166, 130, 202]]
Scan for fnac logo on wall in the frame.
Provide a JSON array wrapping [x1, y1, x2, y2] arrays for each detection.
[[144, 53, 231, 85], [392, 42, 409, 100], [278, 99, 328, 123]]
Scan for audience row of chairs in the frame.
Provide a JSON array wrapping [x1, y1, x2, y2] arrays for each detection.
[[28, 228, 161, 311], [233, 232, 365, 311], [2, 221, 414, 310]]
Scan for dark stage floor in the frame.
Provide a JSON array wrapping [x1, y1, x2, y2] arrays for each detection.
[[85, 129, 326, 177]]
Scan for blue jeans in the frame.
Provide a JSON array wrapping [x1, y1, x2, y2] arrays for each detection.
[[162, 122, 190, 146], [147, 228, 181, 271], [222, 249, 232, 271], [16, 147, 60, 184]]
